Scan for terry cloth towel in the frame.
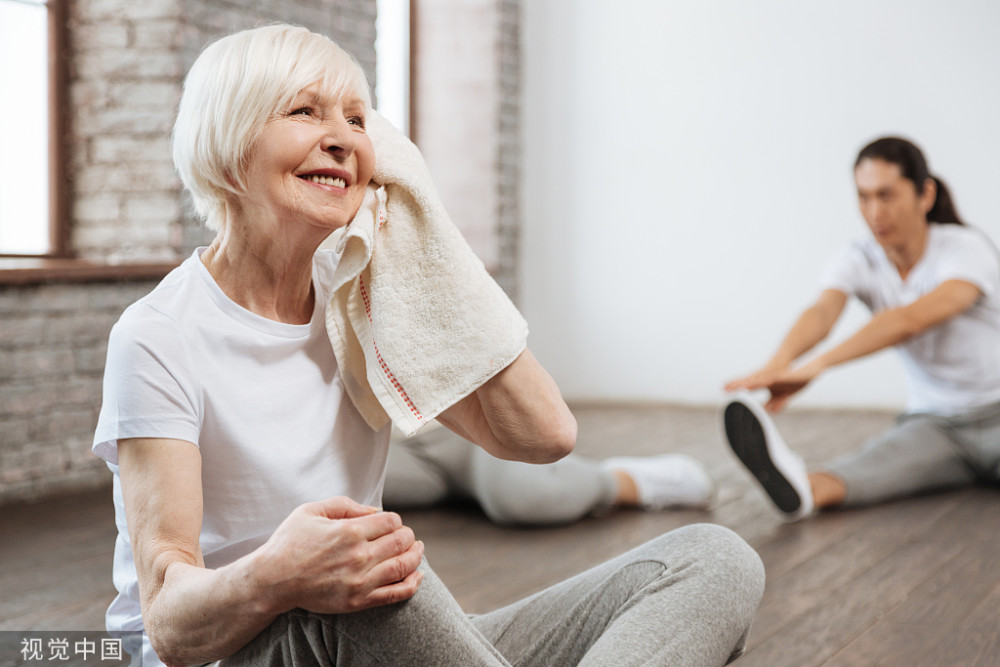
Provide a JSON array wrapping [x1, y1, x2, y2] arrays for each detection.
[[324, 111, 528, 437]]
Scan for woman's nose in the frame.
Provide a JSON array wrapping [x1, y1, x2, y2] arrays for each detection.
[[321, 120, 357, 156], [871, 201, 887, 221]]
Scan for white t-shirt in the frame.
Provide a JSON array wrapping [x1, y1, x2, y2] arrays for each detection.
[[820, 224, 1000, 415], [93, 248, 390, 666]]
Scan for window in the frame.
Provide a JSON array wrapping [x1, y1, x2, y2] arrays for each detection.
[[0, 0, 66, 257], [375, 0, 411, 137]]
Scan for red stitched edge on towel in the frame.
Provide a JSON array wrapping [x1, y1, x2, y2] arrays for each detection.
[[358, 275, 425, 422]]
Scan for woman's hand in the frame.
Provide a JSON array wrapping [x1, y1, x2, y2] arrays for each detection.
[[725, 361, 822, 413], [119, 438, 424, 665], [724, 365, 788, 393], [759, 362, 823, 412], [252, 497, 424, 615]]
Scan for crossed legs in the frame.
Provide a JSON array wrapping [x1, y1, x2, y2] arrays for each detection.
[[221, 525, 764, 666]]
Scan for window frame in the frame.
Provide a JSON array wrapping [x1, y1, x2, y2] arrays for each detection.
[[0, 0, 178, 284], [47, 0, 70, 258], [0, 0, 67, 260]]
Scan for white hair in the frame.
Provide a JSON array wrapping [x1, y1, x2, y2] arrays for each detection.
[[172, 24, 372, 231]]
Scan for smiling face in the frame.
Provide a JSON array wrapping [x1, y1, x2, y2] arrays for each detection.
[[854, 157, 934, 252], [237, 82, 375, 237]]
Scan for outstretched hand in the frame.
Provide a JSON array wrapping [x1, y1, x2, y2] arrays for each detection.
[[725, 363, 821, 413], [252, 496, 425, 616], [758, 366, 818, 412], [724, 366, 785, 394]]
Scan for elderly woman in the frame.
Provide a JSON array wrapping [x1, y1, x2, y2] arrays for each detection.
[[94, 24, 763, 666]]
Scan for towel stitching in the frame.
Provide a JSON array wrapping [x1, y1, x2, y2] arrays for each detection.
[[358, 275, 425, 423]]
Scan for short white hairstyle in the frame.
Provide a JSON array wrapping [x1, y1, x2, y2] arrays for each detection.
[[172, 24, 372, 231]]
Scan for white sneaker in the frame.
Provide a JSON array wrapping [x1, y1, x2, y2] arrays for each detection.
[[721, 391, 814, 521], [602, 454, 715, 510]]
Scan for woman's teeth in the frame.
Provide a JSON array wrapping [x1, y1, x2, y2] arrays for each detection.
[[303, 174, 346, 188]]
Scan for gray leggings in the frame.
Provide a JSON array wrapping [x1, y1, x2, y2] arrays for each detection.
[[382, 433, 618, 525], [219, 524, 765, 666], [825, 400, 1000, 507]]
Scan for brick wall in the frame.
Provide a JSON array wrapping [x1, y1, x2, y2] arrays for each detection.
[[497, 0, 521, 301], [412, 0, 522, 299], [0, 281, 155, 502], [0, 0, 378, 505]]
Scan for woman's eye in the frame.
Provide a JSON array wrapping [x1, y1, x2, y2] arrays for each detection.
[[290, 107, 313, 116], [347, 116, 366, 129]]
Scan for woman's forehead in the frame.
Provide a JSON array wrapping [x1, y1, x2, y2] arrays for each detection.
[[291, 81, 365, 109], [855, 158, 909, 192]]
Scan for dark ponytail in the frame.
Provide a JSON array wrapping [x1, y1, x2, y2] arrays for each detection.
[[855, 137, 963, 225], [927, 176, 962, 224]]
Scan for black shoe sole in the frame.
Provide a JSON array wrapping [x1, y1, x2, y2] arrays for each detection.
[[723, 401, 802, 514]]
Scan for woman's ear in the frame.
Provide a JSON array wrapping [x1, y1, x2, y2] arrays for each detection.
[[920, 177, 937, 214]]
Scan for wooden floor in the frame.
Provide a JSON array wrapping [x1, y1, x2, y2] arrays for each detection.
[[3, 403, 999, 665]]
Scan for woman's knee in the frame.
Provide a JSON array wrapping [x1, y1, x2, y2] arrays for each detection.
[[472, 456, 600, 525], [476, 468, 584, 525], [660, 524, 765, 604]]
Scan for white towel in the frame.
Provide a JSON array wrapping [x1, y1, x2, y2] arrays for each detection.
[[325, 111, 528, 436]]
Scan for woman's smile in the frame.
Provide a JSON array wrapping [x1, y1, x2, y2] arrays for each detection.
[[238, 82, 375, 234]]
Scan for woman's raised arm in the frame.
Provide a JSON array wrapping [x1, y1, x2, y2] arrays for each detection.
[[438, 348, 577, 463]]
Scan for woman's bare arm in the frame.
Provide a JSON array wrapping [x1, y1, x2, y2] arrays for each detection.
[[754, 279, 982, 411], [119, 438, 424, 666], [438, 348, 577, 463], [725, 289, 847, 392], [802, 279, 982, 374]]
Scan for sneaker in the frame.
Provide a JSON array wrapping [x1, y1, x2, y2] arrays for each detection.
[[721, 391, 814, 521], [602, 454, 715, 510]]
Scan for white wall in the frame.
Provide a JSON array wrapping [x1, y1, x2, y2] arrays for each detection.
[[521, 0, 1000, 409]]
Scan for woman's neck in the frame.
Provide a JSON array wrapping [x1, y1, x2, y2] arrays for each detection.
[[200, 218, 321, 325], [884, 222, 929, 281]]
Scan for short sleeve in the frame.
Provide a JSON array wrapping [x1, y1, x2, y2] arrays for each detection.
[[92, 305, 202, 465], [933, 228, 1000, 299], [818, 243, 866, 298]]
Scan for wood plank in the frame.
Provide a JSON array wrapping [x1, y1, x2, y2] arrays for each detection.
[[737, 540, 961, 666], [919, 578, 1000, 667], [0, 490, 117, 630], [742, 493, 962, 645], [823, 491, 1000, 666]]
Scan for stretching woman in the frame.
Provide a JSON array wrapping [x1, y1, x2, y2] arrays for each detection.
[[723, 136, 1000, 520]]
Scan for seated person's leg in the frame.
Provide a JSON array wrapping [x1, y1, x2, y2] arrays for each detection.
[[220, 560, 509, 666], [381, 435, 473, 509], [470, 448, 714, 526], [824, 414, 977, 508], [470, 446, 618, 525], [386, 431, 714, 525], [470, 524, 765, 666]]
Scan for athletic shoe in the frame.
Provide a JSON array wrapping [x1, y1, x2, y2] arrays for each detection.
[[721, 391, 814, 521], [602, 454, 715, 510]]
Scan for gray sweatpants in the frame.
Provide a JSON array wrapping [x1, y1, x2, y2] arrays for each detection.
[[219, 524, 765, 666], [825, 400, 1000, 507], [382, 434, 618, 525]]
